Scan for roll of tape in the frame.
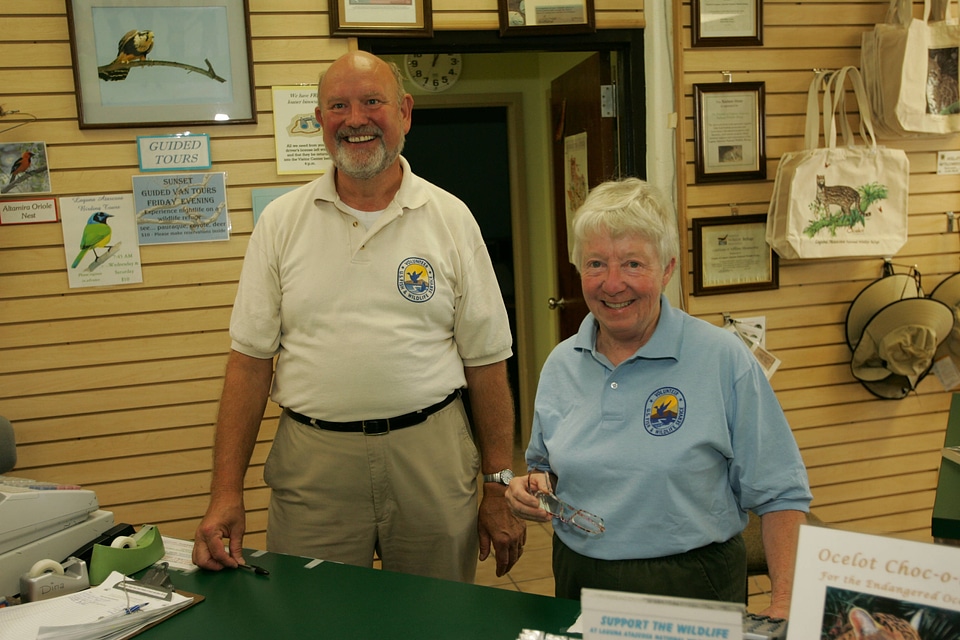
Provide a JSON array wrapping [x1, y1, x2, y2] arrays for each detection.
[[110, 535, 137, 549], [28, 559, 64, 578]]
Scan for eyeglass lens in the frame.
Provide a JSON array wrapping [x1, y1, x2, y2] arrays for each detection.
[[537, 491, 604, 535]]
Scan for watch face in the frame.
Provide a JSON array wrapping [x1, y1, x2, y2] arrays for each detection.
[[404, 53, 462, 93], [500, 469, 515, 485]]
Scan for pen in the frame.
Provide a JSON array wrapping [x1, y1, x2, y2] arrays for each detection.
[[100, 603, 149, 621], [238, 563, 270, 576]]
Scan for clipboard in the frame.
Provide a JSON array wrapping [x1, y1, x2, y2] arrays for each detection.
[[122, 589, 204, 639]]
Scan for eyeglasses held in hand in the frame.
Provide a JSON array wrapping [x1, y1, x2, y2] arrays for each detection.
[[530, 471, 604, 535], [537, 491, 605, 535]]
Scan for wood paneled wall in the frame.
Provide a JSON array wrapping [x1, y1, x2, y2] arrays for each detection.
[[0, 0, 642, 549], [675, 0, 960, 542], [1, 0, 954, 557]]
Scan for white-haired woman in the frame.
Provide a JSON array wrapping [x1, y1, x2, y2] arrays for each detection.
[[506, 178, 811, 619]]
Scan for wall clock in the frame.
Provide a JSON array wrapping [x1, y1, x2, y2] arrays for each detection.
[[404, 53, 462, 93]]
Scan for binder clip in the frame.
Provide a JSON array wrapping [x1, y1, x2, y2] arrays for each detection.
[[140, 561, 175, 593]]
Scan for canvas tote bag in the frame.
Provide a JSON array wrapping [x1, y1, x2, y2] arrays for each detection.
[[766, 67, 910, 259], [861, 0, 960, 136]]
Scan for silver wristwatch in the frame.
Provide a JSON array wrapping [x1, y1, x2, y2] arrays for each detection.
[[483, 469, 515, 485]]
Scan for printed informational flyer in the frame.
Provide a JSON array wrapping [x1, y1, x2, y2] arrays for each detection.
[[579, 588, 742, 640], [132, 172, 229, 245], [59, 194, 143, 289], [563, 132, 588, 260], [272, 85, 331, 175], [787, 524, 960, 639]]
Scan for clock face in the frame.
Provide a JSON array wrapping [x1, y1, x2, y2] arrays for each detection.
[[404, 53, 462, 93]]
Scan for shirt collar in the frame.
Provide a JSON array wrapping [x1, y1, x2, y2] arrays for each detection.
[[313, 156, 429, 215], [573, 294, 682, 362]]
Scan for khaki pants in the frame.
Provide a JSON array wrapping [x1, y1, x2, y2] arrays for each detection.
[[264, 398, 480, 582], [553, 532, 747, 603]]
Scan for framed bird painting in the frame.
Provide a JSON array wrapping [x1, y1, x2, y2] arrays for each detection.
[[66, 0, 257, 128]]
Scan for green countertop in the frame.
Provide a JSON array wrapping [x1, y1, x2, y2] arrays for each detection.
[[137, 550, 581, 640]]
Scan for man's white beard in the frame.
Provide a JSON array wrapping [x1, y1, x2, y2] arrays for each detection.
[[330, 129, 405, 180]]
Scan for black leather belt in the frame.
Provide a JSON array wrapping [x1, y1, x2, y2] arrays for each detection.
[[283, 389, 461, 436]]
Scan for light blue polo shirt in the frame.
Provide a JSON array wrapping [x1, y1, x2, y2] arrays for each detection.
[[526, 295, 812, 560]]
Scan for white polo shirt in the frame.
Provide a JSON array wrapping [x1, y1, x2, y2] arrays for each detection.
[[230, 157, 513, 421]]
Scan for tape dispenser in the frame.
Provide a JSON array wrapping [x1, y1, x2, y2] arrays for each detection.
[[89, 524, 165, 586], [20, 556, 90, 602]]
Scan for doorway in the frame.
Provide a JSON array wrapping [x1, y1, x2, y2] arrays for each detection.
[[362, 31, 646, 447], [401, 104, 522, 440]]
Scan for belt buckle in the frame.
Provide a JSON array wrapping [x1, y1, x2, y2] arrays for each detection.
[[362, 419, 389, 436]]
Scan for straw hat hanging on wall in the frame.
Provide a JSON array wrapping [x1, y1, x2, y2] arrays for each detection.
[[845, 273, 954, 399]]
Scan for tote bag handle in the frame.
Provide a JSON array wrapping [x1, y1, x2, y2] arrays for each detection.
[[803, 70, 835, 150], [824, 66, 877, 150], [886, 0, 913, 24], [925, 0, 956, 23]]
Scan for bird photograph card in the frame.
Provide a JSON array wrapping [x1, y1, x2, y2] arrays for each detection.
[[787, 524, 960, 640], [60, 194, 143, 289], [0, 142, 51, 197], [132, 172, 229, 245]]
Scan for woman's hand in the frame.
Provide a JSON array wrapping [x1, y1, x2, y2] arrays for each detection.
[[505, 472, 554, 523]]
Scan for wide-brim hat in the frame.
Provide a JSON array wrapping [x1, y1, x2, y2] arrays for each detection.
[[850, 297, 953, 398], [845, 274, 921, 349], [856, 372, 925, 400], [931, 272, 960, 370]]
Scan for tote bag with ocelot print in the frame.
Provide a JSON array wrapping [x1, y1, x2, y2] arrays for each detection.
[[861, 0, 960, 136], [766, 67, 909, 259]]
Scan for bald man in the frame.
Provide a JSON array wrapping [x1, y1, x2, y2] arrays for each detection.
[[193, 51, 525, 583]]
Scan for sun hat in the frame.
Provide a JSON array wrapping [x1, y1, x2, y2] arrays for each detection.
[[844, 273, 920, 349], [851, 297, 954, 378], [931, 272, 960, 371], [846, 273, 954, 399]]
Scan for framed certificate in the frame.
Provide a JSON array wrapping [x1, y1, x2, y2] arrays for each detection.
[[693, 82, 766, 183], [329, 0, 433, 37], [692, 214, 778, 296], [692, 0, 762, 47], [498, 0, 596, 36]]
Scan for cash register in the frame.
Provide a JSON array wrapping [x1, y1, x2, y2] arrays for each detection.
[[0, 418, 115, 596]]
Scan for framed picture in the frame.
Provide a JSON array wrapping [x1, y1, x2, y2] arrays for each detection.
[[693, 81, 766, 183], [498, 0, 596, 36], [691, 0, 762, 47], [329, 0, 433, 37], [66, 0, 257, 129], [692, 214, 778, 296]]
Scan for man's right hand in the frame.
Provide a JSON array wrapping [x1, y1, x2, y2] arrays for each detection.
[[192, 498, 247, 570]]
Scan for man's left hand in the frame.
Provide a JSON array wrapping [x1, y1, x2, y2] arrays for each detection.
[[477, 486, 526, 577]]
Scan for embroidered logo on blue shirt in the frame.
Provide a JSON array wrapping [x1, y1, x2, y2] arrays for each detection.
[[643, 387, 686, 436], [397, 257, 436, 303]]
